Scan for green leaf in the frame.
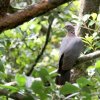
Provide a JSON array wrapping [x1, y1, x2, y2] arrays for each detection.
[[0, 84, 18, 92], [0, 72, 6, 79], [60, 82, 79, 95], [0, 61, 4, 72], [76, 77, 92, 88], [97, 14, 100, 21], [20, 23, 29, 31], [15, 74, 26, 87], [81, 92, 91, 100], [31, 80, 44, 93], [95, 61, 100, 74], [91, 13, 97, 20], [0, 47, 5, 54], [24, 95, 34, 100], [88, 20, 95, 26], [85, 36, 93, 44], [38, 68, 50, 82], [82, 14, 90, 22], [95, 60, 100, 68]]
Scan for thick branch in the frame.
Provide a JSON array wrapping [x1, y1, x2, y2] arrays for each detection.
[[0, 0, 72, 32], [75, 50, 100, 67]]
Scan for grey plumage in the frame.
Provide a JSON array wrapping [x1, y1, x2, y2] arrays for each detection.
[[56, 24, 83, 85]]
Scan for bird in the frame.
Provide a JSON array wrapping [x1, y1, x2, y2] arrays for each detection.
[[55, 24, 83, 85]]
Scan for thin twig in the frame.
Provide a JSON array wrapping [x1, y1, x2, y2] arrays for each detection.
[[4, 81, 16, 86], [65, 92, 79, 100], [81, 25, 100, 33], [26, 17, 54, 76]]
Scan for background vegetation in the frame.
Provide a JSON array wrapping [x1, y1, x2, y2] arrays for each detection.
[[0, 0, 100, 100]]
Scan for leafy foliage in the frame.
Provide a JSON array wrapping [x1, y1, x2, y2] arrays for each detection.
[[0, 0, 100, 100]]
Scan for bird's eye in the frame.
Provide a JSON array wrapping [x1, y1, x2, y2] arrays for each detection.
[[66, 26, 70, 29]]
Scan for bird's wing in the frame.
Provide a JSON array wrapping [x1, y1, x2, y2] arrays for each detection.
[[59, 37, 70, 56], [58, 53, 64, 73], [62, 52, 77, 70], [60, 37, 83, 70]]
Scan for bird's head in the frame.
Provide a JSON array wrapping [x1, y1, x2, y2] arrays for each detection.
[[65, 24, 75, 35]]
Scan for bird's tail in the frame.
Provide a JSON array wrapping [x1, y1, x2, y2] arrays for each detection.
[[55, 69, 70, 85]]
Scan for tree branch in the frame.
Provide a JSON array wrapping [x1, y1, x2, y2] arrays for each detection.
[[0, 0, 73, 32], [74, 50, 100, 67], [26, 17, 54, 76]]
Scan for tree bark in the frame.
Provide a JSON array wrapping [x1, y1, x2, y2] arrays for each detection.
[[0, 0, 73, 33]]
